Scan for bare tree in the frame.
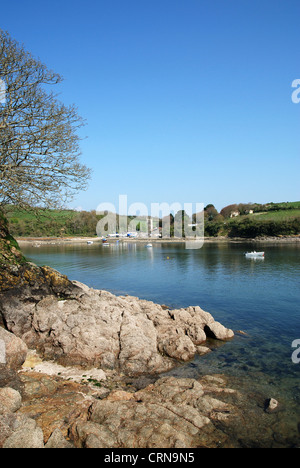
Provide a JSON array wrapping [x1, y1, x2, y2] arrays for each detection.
[[0, 29, 91, 210]]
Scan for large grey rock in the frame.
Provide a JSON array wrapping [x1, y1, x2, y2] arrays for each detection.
[[0, 387, 22, 414], [0, 386, 45, 449], [3, 416, 44, 448], [0, 327, 28, 370], [0, 282, 234, 375]]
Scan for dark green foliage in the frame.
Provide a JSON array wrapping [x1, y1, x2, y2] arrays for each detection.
[[204, 221, 223, 237], [227, 217, 300, 238]]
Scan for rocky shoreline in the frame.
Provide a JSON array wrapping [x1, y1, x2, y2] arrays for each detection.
[[0, 217, 298, 448], [0, 263, 239, 449], [0, 330, 293, 448], [1, 268, 296, 448]]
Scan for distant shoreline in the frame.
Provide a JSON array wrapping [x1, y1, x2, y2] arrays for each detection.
[[16, 235, 300, 246]]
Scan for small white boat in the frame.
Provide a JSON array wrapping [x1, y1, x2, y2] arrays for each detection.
[[245, 251, 265, 258], [87, 241, 94, 245], [146, 243, 153, 248]]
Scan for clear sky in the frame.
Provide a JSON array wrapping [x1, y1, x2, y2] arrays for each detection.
[[1, 0, 299, 213]]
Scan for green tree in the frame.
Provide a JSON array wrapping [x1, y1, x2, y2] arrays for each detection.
[[204, 204, 219, 221]]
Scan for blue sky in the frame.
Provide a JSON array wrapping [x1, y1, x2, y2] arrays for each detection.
[[1, 0, 299, 213]]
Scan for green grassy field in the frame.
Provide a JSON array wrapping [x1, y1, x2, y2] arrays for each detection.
[[4, 206, 84, 237], [5, 206, 77, 222], [253, 208, 300, 221]]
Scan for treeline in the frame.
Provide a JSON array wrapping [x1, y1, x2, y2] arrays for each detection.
[[207, 217, 300, 238], [6, 201, 300, 239]]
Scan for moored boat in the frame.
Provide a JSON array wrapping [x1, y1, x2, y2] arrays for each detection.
[[245, 251, 265, 258]]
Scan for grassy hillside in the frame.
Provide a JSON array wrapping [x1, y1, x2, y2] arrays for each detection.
[[3, 201, 300, 239], [206, 201, 300, 238], [251, 209, 300, 221], [4, 207, 139, 238], [5, 207, 96, 237]]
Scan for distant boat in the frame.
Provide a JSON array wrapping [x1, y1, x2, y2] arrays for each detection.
[[146, 243, 153, 248], [87, 241, 94, 245], [245, 251, 265, 258]]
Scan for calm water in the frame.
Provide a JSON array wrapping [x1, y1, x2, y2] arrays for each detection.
[[22, 240, 300, 443]]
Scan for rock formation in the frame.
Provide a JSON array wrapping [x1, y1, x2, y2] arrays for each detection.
[[1, 280, 234, 375], [70, 376, 236, 448]]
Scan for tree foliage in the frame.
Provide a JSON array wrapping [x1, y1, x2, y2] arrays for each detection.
[[204, 204, 220, 221], [220, 204, 239, 218], [0, 29, 91, 210]]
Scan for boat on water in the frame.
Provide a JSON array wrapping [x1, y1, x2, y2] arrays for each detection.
[[245, 251, 265, 258], [87, 241, 94, 245], [146, 243, 153, 248]]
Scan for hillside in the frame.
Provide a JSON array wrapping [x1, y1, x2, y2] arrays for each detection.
[[5, 207, 98, 238], [206, 201, 300, 238], [3, 201, 300, 239]]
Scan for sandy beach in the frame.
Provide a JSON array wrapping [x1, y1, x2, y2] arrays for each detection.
[[16, 235, 300, 246]]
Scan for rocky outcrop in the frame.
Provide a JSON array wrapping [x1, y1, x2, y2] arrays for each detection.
[[0, 280, 233, 375], [0, 369, 238, 448], [70, 376, 235, 448], [1, 362, 296, 448]]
